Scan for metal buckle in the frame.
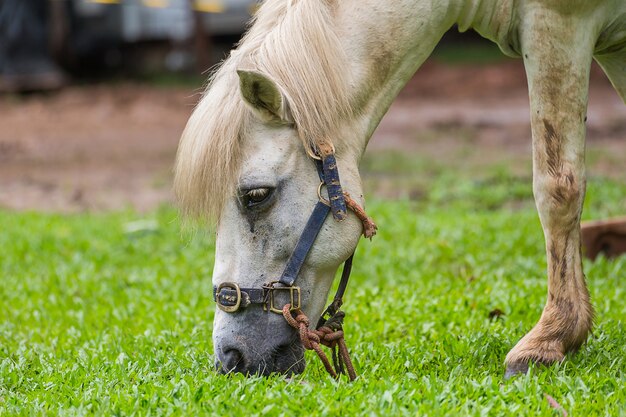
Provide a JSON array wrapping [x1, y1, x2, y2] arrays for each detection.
[[263, 281, 301, 314], [216, 282, 242, 313]]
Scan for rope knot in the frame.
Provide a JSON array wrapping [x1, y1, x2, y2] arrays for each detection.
[[282, 304, 356, 381]]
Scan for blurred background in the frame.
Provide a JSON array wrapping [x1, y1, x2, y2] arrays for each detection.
[[0, 0, 624, 213]]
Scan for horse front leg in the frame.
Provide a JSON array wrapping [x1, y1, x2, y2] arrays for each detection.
[[504, 6, 597, 377]]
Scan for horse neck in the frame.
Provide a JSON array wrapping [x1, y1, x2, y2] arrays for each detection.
[[333, 0, 516, 161]]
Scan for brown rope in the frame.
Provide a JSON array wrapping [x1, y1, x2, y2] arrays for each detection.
[[343, 192, 377, 239], [282, 304, 357, 381]]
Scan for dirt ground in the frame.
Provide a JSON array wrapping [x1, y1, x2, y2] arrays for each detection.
[[0, 60, 624, 212]]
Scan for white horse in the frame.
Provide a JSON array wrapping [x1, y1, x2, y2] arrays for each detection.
[[175, 0, 626, 377]]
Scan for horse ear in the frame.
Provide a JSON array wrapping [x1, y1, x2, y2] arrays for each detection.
[[237, 69, 292, 123]]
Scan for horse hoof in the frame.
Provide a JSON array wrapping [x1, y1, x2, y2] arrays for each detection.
[[504, 361, 529, 380]]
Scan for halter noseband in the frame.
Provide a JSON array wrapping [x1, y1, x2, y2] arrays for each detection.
[[213, 149, 356, 316]]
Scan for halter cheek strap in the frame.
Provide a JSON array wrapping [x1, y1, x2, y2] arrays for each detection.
[[320, 152, 347, 221], [277, 198, 331, 287]]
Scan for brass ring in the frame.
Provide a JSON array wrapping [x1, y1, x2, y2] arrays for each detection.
[[305, 142, 335, 160], [317, 181, 330, 206], [306, 147, 323, 160]]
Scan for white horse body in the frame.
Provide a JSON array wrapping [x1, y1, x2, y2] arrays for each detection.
[[175, 0, 626, 375]]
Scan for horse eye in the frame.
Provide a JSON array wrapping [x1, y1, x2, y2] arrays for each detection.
[[242, 187, 272, 208]]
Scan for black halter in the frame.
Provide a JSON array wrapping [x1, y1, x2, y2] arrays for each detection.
[[213, 152, 354, 326]]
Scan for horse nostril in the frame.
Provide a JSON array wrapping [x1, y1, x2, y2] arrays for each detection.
[[221, 348, 244, 373]]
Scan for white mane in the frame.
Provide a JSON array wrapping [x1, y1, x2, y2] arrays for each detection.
[[174, 0, 352, 221]]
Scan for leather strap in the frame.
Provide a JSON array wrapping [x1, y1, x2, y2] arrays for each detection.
[[321, 153, 347, 221], [316, 253, 353, 328], [213, 286, 265, 308], [278, 201, 331, 287]]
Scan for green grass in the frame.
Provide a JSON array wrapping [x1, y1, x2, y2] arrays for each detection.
[[1, 175, 626, 416]]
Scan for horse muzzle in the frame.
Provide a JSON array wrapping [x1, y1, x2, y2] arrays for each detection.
[[213, 309, 305, 376]]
